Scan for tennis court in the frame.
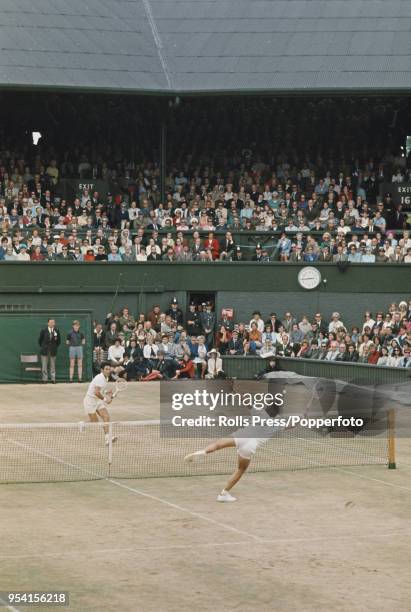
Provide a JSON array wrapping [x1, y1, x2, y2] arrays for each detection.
[[1, 383, 411, 612]]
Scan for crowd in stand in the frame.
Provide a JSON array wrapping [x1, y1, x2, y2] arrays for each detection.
[[0, 96, 410, 263], [0, 168, 410, 263], [92, 298, 411, 381]]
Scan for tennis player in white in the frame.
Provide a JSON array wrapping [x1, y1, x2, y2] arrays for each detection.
[[83, 362, 117, 446], [184, 409, 282, 503]]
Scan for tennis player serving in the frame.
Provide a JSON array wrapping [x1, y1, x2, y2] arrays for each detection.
[[83, 362, 118, 446]]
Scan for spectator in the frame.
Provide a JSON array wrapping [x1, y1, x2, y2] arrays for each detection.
[[119, 307, 135, 331], [30, 245, 44, 261], [335, 343, 348, 361], [249, 311, 264, 333], [216, 325, 232, 355], [173, 354, 196, 379], [276, 333, 295, 357], [298, 315, 312, 337], [84, 248, 95, 262], [38, 318, 61, 383], [296, 340, 310, 358], [108, 338, 125, 367], [347, 245, 361, 262], [227, 330, 244, 355], [367, 344, 381, 364], [377, 347, 390, 366], [141, 350, 173, 381], [386, 347, 402, 367], [108, 246, 122, 262], [328, 312, 345, 334], [66, 320, 86, 382], [200, 302, 215, 348], [16, 244, 30, 261], [143, 335, 159, 364], [94, 246, 108, 261], [305, 339, 323, 359], [58, 245, 74, 261], [324, 341, 340, 361], [259, 338, 276, 358], [248, 322, 263, 352], [166, 298, 184, 326], [397, 348, 411, 368], [3, 246, 17, 260], [93, 323, 107, 366], [282, 312, 296, 333], [404, 248, 411, 263], [205, 349, 225, 379], [105, 320, 120, 346], [289, 323, 305, 347], [303, 245, 318, 262], [0, 237, 8, 260], [345, 344, 360, 362], [193, 336, 208, 378]]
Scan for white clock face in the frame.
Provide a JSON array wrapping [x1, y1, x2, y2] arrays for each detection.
[[298, 267, 322, 290]]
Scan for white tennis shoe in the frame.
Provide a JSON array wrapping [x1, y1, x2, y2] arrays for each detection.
[[217, 490, 237, 503], [184, 450, 206, 462]]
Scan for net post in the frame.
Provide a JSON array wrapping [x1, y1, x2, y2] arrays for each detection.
[[388, 408, 396, 470], [108, 422, 113, 465]]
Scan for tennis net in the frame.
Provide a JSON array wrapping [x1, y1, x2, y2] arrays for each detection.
[[0, 414, 394, 484]]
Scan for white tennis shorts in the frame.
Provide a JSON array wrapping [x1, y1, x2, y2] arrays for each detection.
[[233, 436, 267, 460], [83, 396, 105, 415]]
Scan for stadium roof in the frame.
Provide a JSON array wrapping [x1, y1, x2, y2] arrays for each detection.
[[0, 0, 410, 95]]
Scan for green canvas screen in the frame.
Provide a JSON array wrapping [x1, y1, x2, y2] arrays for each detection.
[[0, 311, 93, 383]]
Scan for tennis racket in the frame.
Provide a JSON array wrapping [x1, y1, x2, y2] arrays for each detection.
[[104, 378, 128, 400]]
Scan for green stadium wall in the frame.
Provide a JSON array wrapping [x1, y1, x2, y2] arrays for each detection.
[[0, 262, 410, 327]]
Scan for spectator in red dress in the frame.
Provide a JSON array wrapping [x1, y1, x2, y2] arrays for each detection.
[[203, 232, 220, 260]]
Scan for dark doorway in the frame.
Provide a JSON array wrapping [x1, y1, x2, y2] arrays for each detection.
[[188, 292, 216, 311]]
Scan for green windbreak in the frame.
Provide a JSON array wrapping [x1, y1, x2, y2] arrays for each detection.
[[0, 311, 93, 383]]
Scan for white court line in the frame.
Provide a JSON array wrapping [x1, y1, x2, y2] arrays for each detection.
[[391, 461, 411, 469], [330, 467, 411, 493], [1, 531, 411, 562], [261, 431, 411, 493], [106, 477, 263, 541], [6, 439, 262, 543], [292, 435, 411, 492], [0, 596, 20, 612]]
